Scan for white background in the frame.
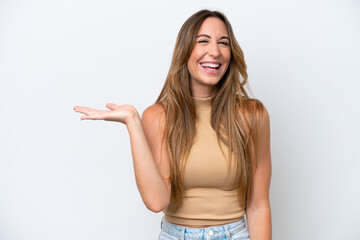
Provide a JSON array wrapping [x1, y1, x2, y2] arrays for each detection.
[[0, 0, 359, 239]]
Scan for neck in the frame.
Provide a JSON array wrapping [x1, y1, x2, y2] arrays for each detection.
[[190, 82, 216, 98], [191, 95, 213, 111]]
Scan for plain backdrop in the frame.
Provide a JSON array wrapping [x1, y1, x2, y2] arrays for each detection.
[[0, 0, 359, 239]]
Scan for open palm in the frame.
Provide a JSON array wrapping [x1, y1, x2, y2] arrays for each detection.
[[73, 103, 138, 125]]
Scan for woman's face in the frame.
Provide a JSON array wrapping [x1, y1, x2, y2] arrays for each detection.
[[187, 17, 231, 97]]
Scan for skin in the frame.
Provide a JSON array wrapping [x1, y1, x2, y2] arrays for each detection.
[[187, 17, 231, 98], [245, 107, 272, 239], [73, 16, 271, 239]]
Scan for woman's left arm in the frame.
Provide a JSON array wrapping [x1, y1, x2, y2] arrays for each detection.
[[246, 106, 272, 240]]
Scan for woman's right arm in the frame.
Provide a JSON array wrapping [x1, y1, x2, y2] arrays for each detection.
[[73, 103, 171, 212], [127, 104, 171, 212]]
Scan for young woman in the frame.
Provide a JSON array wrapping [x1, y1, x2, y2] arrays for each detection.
[[74, 9, 272, 240]]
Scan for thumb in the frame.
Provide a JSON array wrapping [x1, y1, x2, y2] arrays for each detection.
[[106, 103, 121, 110]]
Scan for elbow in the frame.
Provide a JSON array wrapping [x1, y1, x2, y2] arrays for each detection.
[[147, 206, 163, 213], [145, 199, 170, 213], [246, 202, 271, 216], [142, 185, 171, 213]]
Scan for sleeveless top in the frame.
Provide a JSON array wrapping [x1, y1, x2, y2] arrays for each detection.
[[163, 96, 245, 226]]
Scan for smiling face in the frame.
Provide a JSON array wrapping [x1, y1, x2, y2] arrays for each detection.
[[187, 17, 231, 98]]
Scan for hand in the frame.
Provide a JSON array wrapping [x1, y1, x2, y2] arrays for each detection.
[[73, 103, 139, 125]]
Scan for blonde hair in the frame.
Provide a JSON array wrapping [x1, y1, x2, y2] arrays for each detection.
[[155, 9, 266, 211]]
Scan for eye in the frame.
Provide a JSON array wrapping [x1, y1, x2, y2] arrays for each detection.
[[198, 40, 209, 44], [219, 41, 229, 46]]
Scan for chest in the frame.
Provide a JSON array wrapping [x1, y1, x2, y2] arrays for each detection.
[[182, 112, 237, 190]]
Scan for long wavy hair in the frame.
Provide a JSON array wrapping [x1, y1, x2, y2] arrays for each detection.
[[155, 9, 266, 212]]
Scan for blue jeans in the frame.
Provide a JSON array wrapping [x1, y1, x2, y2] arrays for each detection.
[[158, 216, 250, 240]]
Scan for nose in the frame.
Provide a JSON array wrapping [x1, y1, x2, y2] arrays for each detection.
[[208, 42, 220, 58]]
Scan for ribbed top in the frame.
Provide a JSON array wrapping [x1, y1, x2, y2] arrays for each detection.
[[163, 95, 245, 226], [192, 95, 213, 111]]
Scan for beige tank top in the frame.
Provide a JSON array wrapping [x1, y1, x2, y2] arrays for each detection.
[[163, 96, 245, 226]]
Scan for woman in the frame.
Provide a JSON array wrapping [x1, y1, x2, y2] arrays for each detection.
[[74, 9, 272, 240]]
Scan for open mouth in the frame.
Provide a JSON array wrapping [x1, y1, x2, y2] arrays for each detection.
[[200, 62, 222, 74], [200, 62, 222, 70]]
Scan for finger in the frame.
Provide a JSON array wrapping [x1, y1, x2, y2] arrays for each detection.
[[74, 106, 87, 110], [74, 107, 95, 116], [75, 110, 89, 116], [106, 103, 120, 110], [74, 106, 88, 112], [80, 116, 93, 120], [81, 113, 105, 120]]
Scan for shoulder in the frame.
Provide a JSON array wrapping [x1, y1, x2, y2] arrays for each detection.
[[240, 98, 269, 120], [251, 99, 269, 123], [245, 99, 270, 143], [142, 102, 165, 118], [142, 102, 166, 120], [237, 98, 270, 134], [141, 102, 166, 132]]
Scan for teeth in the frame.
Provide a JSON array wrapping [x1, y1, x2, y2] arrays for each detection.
[[201, 63, 220, 68]]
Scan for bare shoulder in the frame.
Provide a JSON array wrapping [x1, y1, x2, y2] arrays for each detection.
[[240, 98, 269, 122], [141, 102, 167, 155], [142, 102, 165, 116], [237, 98, 270, 144], [254, 99, 270, 127], [141, 102, 166, 131]]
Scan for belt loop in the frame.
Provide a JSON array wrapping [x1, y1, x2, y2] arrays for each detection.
[[224, 225, 231, 239], [179, 227, 185, 240]]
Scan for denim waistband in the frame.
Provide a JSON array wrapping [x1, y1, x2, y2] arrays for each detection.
[[160, 216, 247, 240]]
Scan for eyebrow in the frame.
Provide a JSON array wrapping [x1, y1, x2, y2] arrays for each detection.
[[196, 34, 230, 41]]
